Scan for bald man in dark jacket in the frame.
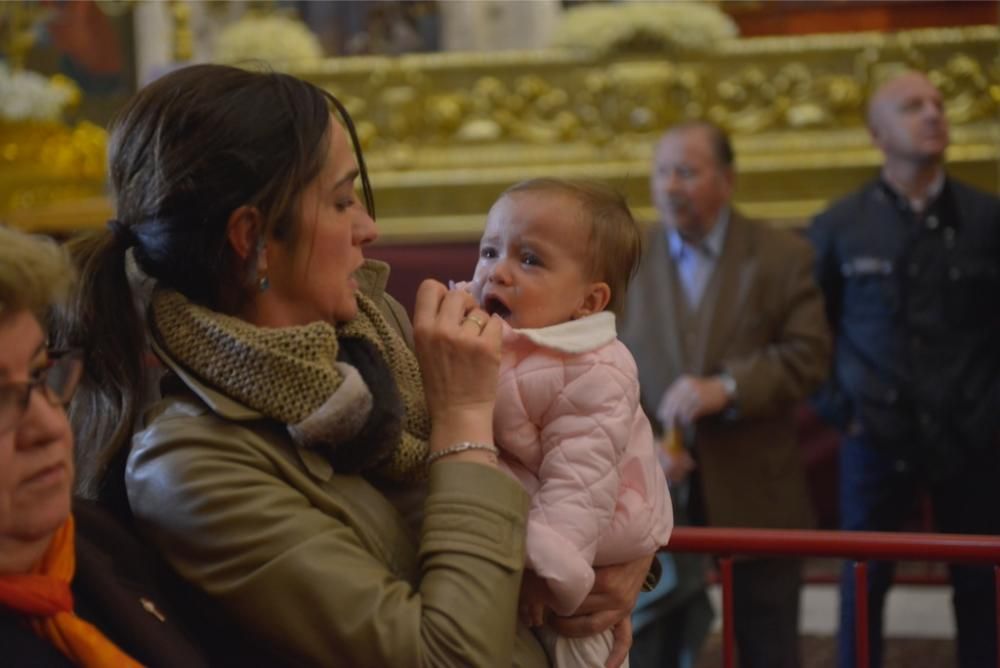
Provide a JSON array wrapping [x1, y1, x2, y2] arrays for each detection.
[[808, 70, 1000, 668]]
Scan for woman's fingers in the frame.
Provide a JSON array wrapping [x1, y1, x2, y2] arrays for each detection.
[[459, 310, 489, 333], [604, 618, 633, 668], [550, 608, 621, 638], [551, 552, 653, 636], [437, 287, 478, 327], [413, 279, 501, 426], [479, 313, 502, 347], [414, 279, 495, 336], [413, 279, 490, 339], [412, 279, 448, 331]]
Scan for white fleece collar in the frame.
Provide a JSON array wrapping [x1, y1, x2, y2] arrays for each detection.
[[508, 312, 617, 354]]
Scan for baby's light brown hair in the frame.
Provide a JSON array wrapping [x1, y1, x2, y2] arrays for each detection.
[[502, 178, 641, 319]]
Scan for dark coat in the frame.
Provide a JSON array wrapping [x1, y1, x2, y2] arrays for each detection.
[[0, 500, 209, 668], [807, 177, 1000, 481]]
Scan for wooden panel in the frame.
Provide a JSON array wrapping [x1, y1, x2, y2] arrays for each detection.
[[723, 1, 998, 37]]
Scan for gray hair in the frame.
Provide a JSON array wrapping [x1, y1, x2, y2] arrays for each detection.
[[0, 225, 75, 321]]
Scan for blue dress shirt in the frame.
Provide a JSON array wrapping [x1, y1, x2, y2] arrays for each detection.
[[667, 209, 730, 309]]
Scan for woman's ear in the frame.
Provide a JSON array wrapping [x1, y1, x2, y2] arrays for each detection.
[[226, 205, 264, 264], [573, 281, 612, 319]]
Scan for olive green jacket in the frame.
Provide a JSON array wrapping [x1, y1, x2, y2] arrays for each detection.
[[126, 261, 548, 667]]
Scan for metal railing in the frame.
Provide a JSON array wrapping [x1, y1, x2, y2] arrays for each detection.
[[666, 526, 1000, 668]]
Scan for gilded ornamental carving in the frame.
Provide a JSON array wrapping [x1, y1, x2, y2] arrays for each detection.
[[3, 23, 997, 239]]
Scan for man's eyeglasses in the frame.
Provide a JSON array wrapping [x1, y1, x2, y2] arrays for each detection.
[[0, 349, 83, 434]]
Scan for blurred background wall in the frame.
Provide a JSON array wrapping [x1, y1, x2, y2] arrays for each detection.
[[1, 0, 997, 298]]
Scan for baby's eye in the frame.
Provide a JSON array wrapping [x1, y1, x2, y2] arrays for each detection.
[[480, 246, 497, 259], [335, 197, 356, 212], [521, 252, 541, 267]]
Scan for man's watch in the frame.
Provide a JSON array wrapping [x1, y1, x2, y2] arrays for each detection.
[[642, 555, 663, 592], [718, 372, 739, 419], [718, 372, 738, 402]]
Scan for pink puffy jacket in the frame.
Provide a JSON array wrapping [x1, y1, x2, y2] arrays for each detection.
[[494, 312, 673, 616]]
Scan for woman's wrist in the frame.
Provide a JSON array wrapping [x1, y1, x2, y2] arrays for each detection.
[[427, 441, 499, 465], [429, 405, 497, 467], [429, 448, 499, 466], [430, 404, 494, 447]]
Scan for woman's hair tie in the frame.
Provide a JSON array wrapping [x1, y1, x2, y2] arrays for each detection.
[[106, 219, 137, 248]]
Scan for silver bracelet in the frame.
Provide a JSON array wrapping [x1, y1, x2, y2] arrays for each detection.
[[427, 441, 499, 465]]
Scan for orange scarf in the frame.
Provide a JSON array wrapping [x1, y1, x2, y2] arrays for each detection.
[[0, 516, 143, 667]]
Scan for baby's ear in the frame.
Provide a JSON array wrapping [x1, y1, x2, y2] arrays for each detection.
[[574, 281, 611, 319]]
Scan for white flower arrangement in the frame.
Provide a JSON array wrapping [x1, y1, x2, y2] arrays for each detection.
[[214, 14, 324, 66], [0, 62, 78, 122], [551, 1, 738, 54]]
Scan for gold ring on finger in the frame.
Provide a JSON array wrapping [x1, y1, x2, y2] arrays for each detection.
[[462, 314, 486, 330]]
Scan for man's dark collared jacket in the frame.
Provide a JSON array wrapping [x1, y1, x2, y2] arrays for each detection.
[[807, 177, 1000, 481]]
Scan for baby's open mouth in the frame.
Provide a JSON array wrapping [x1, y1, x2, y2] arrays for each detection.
[[483, 294, 512, 320]]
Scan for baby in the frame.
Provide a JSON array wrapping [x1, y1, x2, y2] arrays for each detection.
[[463, 178, 673, 667]]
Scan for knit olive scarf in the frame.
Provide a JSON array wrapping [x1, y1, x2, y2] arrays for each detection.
[[150, 289, 430, 482]]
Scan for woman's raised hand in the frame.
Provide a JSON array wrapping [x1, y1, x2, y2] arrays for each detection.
[[413, 279, 502, 458]]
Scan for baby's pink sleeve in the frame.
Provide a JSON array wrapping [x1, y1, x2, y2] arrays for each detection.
[[518, 359, 634, 615]]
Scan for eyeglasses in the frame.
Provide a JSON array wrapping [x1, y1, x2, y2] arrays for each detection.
[[0, 349, 83, 434]]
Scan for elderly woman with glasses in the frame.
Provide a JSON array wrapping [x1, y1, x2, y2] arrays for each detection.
[[0, 225, 207, 667]]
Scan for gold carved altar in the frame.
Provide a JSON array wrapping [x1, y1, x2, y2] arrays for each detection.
[[3, 24, 998, 241]]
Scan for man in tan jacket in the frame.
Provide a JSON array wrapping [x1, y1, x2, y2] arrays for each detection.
[[623, 121, 831, 668]]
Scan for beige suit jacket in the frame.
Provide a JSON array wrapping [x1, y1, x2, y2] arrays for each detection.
[[622, 212, 830, 529]]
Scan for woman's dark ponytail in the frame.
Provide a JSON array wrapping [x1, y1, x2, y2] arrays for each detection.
[[52, 228, 147, 517]]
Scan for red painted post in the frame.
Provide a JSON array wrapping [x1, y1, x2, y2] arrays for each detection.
[[720, 557, 735, 668], [661, 528, 1000, 668], [995, 564, 1000, 668], [668, 527, 1000, 562], [854, 561, 869, 668]]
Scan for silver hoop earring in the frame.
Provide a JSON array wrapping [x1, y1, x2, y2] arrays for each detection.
[[258, 275, 270, 293]]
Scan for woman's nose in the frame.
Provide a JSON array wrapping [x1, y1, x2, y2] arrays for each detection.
[[354, 211, 378, 246], [16, 389, 69, 451]]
